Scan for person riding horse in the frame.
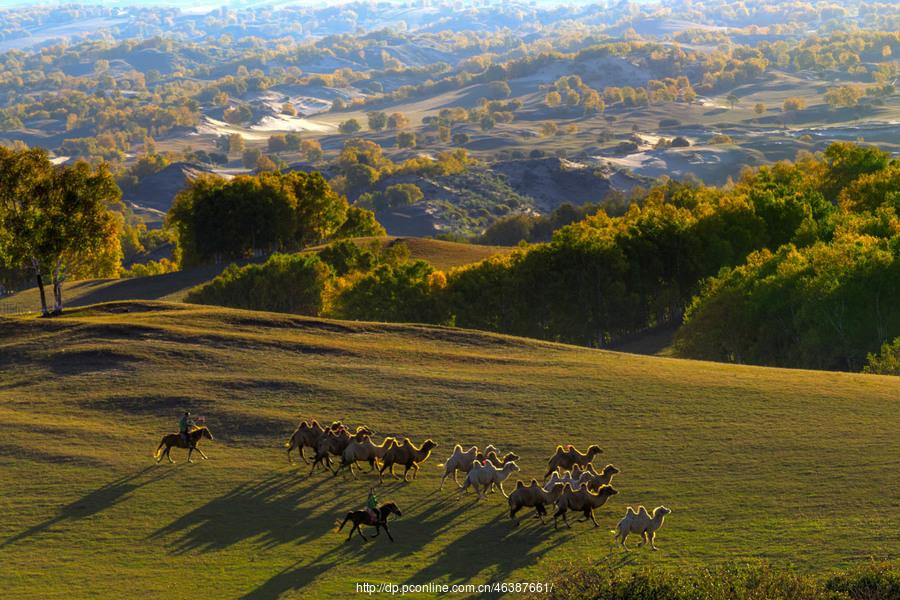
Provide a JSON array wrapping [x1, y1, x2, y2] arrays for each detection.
[[179, 411, 196, 448], [366, 487, 379, 524]]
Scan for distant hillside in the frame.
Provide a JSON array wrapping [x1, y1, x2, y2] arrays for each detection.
[[123, 162, 225, 215]]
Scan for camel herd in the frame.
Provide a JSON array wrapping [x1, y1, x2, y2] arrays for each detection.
[[284, 418, 670, 548]]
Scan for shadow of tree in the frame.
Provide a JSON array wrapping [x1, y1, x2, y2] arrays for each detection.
[[1, 465, 170, 547], [148, 472, 341, 553]]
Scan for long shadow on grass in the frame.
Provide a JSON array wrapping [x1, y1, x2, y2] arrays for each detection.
[[403, 508, 572, 592], [1, 465, 171, 547], [149, 471, 341, 554]]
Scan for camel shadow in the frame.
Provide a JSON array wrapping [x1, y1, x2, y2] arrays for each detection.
[[148, 472, 339, 554], [1, 465, 169, 547], [404, 511, 571, 592]]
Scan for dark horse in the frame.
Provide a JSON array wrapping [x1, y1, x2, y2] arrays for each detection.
[[337, 502, 402, 542], [154, 427, 214, 464]]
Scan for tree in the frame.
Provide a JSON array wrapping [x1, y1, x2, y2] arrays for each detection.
[[285, 133, 302, 152], [397, 131, 417, 148], [824, 85, 865, 109], [339, 119, 362, 135], [227, 133, 245, 156], [384, 183, 423, 208], [367, 111, 388, 131], [783, 97, 807, 112], [268, 134, 288, 153], [387, 112, 410, 129], [726, 93, 739, 110], [302, 140, 324, 162], [754, 103, 766, 115], [487, 80, 512, 99], [242, 148, 262, 169], [281, 103, 297, 116], [544, 91, 562, 107], [256, 154, 278, 172], [0, 148, 122, 316], [452, 132, 469, 146]]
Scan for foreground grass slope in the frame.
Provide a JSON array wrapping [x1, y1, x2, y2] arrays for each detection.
[[0, 237, 506, 315], [0, 302, 897, 598]]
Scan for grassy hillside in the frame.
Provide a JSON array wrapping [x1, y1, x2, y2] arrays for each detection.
[[0, 302, 897, 598], [0, 237, 506, 315]]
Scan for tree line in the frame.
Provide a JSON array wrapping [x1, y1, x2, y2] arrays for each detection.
[[185, 143, 899, 374]]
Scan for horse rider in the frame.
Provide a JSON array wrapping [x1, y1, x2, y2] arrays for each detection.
[[179, 411, 196, 447], [366, 487, 379, 524]]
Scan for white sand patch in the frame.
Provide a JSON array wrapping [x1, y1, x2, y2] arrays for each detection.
[[252, 114, 336, 133], [50, 156, 70, 165], [194, 117, 270, 141]]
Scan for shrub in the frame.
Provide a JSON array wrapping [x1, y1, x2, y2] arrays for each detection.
[[864, 337, 900, 375], [527, 561, 900, 600], [185, 253, 330, 315]]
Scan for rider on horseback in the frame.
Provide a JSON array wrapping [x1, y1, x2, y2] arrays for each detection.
[[179, 411, 196, 447], [366, 487, 379, 524]]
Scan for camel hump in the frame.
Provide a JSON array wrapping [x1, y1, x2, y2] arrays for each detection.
[[626, 507, 637, 516], [554, 445, 564, 454], [516, 480, 525, 489]]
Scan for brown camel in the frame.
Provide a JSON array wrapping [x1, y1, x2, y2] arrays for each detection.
[[544, 444, 603, 479], [284, 419, 342, 464], [379, 438, 437, 482], [154, 426, 214, 464], [553, 483, 618, 529], [309, 426, 372, 475]]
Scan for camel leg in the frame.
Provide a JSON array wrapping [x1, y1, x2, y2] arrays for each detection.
[[298, 447, 310, 464], [638, 531, 648, 547], [454, 470, 462, 488], [412, 463, 420, 480], [403, 465, 412, 482], [649, 531, 658, 550], [589, 509, 600, 527], [509, 506, 520, 526], [440, 472, 448, 490], [499, 481, 509, 498]]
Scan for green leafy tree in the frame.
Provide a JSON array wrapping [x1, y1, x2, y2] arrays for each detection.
[[367, 111, 388, 131], [339, 119, 362, 135], [0, 148, 122, 315]]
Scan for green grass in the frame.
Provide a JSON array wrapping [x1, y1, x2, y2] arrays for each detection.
[[0, 237, 506, 315], [0, 301, 897, 598]]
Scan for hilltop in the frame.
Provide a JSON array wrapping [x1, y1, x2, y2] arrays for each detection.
[[0, 302, 897, 597]]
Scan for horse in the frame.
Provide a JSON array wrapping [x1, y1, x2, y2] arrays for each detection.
[[154, 426, 214, 464], [337, 502, 402, 542]]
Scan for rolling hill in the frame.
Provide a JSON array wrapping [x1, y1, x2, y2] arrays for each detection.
[[0, 301, 897, 598], [0, 237, 509, 316]]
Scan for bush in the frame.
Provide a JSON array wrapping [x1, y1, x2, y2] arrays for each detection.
[[527, 561, 900, 600], [671, 136, 691, 147], [659, 118, 681, 127], [864, 337, 900, 375], [185, 253, 330, 315]]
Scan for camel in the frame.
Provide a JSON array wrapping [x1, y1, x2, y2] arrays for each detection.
[[585, 464, 620, 491], [458, 460, 520, 500], [552, 483, 618, 529], [154, 426, 214, 464], [613, 506, 671, 550], [545, 444, 603, 479], [379, 438, 437, 482], [440, 445, 479, 490], [571, 463, 599, 479], [309, 425, 371, 475], [337, 502, 403, 542], [284, 419, 341, 464], [337, 435, 397, 478], [439, 444, 504, 489], [508, 479, 566, 526]]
